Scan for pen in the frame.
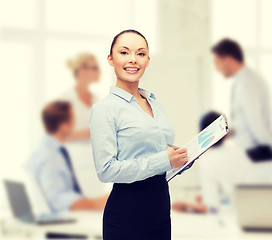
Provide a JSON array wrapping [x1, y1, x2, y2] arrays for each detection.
[[167, 144, 179, 149]]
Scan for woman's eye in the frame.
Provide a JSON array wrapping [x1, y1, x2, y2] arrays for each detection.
[[138, 53, 146, 56], [121, 51, 128, 55]]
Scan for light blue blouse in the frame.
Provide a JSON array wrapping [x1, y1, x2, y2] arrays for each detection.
[[89, 86, 175, 183]]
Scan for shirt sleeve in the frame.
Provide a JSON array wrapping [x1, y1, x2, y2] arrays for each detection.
[[89, 102, 172, 184], [38, 155, 82, 212], [238, 79, 272, 146]]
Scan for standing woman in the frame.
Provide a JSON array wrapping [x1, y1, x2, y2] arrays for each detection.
[[64, 52, 100, 141], [62, 53, 109, 197], [89, 30, 188, 239]]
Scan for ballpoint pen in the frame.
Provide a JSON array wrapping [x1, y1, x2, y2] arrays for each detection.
[[167, 144, 179, 149], [167, 143, 195, 176]]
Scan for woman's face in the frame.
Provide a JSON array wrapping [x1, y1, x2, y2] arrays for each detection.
[[78, 58, 101, 83], [107, 33, 150, 83]]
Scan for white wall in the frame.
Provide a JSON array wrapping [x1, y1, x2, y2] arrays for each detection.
[[211, 0, 272, 123], [0, 0, 212, 213], [0, 0, 160, 216], [140, 0, 212, 198]]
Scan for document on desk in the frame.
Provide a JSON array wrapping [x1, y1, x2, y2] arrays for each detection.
[[166, 114, 229, 182]]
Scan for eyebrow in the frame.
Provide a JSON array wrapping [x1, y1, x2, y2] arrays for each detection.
[[119, 46, 146, 51]]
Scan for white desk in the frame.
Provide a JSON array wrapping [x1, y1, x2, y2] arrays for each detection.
[[1, 211, 103, 240], [1, 211, 272, 240], [171, 211, 272, 239]]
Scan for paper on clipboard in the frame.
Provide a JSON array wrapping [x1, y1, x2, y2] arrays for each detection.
[[166, 114, 229, 182]]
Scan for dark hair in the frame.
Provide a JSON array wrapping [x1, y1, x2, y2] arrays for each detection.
[[42, 101, 72, 133], [199, 111, 225, 147], [212, 38, 244, 62], [110, 29, 149, 55]]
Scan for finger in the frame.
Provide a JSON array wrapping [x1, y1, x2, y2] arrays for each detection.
[[175, 148, 187, 154], [176, 155, 188, 161], [178, 152, 188, 158], [174, 154, 188, 161], [180, 156, 189, 162], [179, 160, 188, 166]]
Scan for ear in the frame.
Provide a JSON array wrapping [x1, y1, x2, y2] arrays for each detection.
[[57, 123, 64, 133], [107, 54, 114, 67], [146, 56, 150, 68]]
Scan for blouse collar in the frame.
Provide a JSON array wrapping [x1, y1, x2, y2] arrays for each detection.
[[110, 86, 156, 102]]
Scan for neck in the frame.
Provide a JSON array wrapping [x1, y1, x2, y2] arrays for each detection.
[[75, 78, 90, 95], [51, 132, 65, 143], [74, 79, 93, 107], [115, 79, 142, 99]]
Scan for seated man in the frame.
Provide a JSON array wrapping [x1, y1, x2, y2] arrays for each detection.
[[172, 111, 248, 214], [26, 101, 108, 212]]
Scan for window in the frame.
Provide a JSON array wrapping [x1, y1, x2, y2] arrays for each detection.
[[0, 0, 158, 179], [211, 0, 272, 123]]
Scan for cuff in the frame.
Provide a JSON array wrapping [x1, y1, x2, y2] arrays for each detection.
[[150, 150, 172, 174]]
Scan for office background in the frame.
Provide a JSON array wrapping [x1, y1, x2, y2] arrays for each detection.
[[1, 0, 272, 239]]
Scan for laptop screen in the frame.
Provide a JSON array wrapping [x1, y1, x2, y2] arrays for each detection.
[[4, 180, 35, 222]]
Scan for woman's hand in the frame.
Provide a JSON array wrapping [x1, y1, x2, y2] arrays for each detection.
[[166, 147, 188, 169]]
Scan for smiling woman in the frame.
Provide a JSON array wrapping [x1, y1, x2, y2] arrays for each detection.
[[89, 29, 189, 240], [107, 29, 150, 85]]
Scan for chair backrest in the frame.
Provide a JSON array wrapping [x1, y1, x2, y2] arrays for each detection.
[[24, 168, 53, 214]]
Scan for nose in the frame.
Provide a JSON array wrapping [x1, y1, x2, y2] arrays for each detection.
[[129, 54, 136, 64]]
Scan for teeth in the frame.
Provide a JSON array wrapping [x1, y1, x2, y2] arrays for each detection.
[[125, 68, 139, 71]]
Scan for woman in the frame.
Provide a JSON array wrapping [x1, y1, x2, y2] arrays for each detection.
[[89, 30, 188, 239], [64, 52, 100, 141], [61, 53, 109, 197]]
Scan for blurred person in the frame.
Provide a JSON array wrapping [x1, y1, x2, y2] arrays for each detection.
[[172, 199, 208, 214], [89, 29, 190, 240], [61, 53, 110, 197], [197, 111, 248, 213], [26, 101, 108, 212], [173, 111, 248, 214], [212, 39, 272, 160], [64, 52, 100, 141]]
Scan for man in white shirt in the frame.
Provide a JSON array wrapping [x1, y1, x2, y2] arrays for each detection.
[[211, 39, 272, 159], [198, 112, 272, 212], [197, 112, 248, 212], [172, 111, 250, 213], [26, 101, 108, 212]]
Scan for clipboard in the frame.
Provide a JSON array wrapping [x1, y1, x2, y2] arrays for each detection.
[[166, 114, 229, 182]]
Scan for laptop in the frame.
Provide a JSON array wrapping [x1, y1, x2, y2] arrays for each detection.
[[4, 180, 76, 225], [235, 184, 272, 232]]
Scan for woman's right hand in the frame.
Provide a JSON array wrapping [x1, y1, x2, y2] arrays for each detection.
[[166, 147, 188, 169]]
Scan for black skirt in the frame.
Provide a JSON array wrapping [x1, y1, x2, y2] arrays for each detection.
[[103, 173, 171, 240]]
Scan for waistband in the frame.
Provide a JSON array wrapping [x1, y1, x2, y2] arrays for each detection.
[[113, 173, 167, 188]]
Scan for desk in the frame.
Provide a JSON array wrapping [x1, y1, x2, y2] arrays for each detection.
[[171, 212, 272, 239], [1, 211, 272, 239], [1, 211, 103, 240]]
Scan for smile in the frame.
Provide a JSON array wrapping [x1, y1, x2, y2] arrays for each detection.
[[124, 67, 140, 74]]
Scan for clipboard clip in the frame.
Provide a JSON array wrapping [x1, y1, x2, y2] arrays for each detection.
[[219, 114, 229, 132]]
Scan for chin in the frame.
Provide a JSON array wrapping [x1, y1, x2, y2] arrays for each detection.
[[122, 78, 140, 83], [118, 74, 143, 83]]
